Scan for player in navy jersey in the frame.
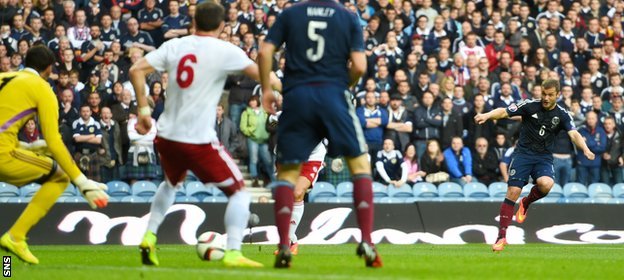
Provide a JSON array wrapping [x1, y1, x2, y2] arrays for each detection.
[[475, 79, 595, 252], [259, 0, 382, 268]]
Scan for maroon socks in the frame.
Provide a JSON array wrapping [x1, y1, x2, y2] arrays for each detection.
[[353, 174, 374, 244]]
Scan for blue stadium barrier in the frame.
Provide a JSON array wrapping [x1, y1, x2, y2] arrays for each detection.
[[327, 197, 353, 203], [583, 197, 611, 204], [563, 183, 589, 198], [412, 182, 438, 198], [536, 197, 560, 204], [378, 197, 405, 204], [61, 196, 87, 203], [336, 182, 353, 197], [203, 196, 228, 203], [0, 182, 19, 197], [388, 184, 413, 198], [613, 183, 624, 198], [20, 183, 41, 197], [121, 196, 147, 203], [438, 182, 463, 198], [608, 198, 624, 204], [0, 197, 10, 203], [488, 182, 507, 198], [463, 182, 489, 198], [7, 197, 31, 203], [558, 197, 584, 204], [175, 196, 200, 203], [309, 181, 337, 202], [106, 181, 131, 197], [372, 182, 389, 198], [131, 181, 158, 198], [312, 197, 332, 203], [588, 183, 613, 198]]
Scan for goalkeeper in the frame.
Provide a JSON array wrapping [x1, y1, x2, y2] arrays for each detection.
[[0, 45, 109, 265]]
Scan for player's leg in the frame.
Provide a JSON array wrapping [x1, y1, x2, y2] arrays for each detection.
[[140, 137, 188, 266], [323, 88, 381, 267], [517, 159, 556, 224], [189, 142, 262, 268], [0, 149, 69, 264]]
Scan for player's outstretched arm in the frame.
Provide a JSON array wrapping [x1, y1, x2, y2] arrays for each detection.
[[568, 130, 596, 160], [129, 57, 156, 134], [349, 51, 366, 88], [258, 41, 278, 114], [474, 108, 509, 124]]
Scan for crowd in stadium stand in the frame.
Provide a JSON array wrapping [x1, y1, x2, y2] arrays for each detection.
[[7, 0, 624, 189]]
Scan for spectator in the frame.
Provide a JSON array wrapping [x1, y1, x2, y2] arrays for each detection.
[[162, 0, 190, 40], [124, 115, 158, 183], [109, 5, 127, 35], [412, 91, 441, 157], [385, 94, 412, 152], [485, 30, 514, 72], [576, 111, 607, 186], [58, 47, 80, 74], [72, 104, 103, 181], [452, 86, 472, 116], [47, 25, 66, 55], [67, 9, 89, 50], [472, 137, 499, 185], [58, 87, 79, 151], [420, 139, 448, 184], [395, 80, 417, 112], [439, 97, 463, 149], [585, 18, 606, 49], [403, 143, 425, 184], [110, 89, 136, 161], [423, 56, 444, 86], [457, 32, 486, 60], [357, 91, 389, 159], [591, 95, 609, 124], [77, 23, 104, 80], [23, 17, 46, 45], [18, 118, 42, 144], [600, 73, 624, 102], [99, 106, 122, 182], [412, 72, 430, 101], [225, 73, 257, 131], [609, 96, 624, 131], [121, 17, 156, 52], [527, 17, 549, 49], [85, 0, 105, 26], [553, 128, 575, 187], [375, 138, 408, 187], [10, 14, 27, 41], [137, 0, 164, 47], [147, 81, 165, 120], [216, 104, 238, 155], [443, 136, 474, 186], [240, 95, 274, 187], [601, 116, 623, 185]]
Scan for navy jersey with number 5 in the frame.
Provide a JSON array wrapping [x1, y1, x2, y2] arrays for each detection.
[[506, 100, 575, 155], [264, 0, 364, 91]]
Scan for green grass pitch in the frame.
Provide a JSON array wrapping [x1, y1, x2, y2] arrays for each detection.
[[7, 244, 624, 279]]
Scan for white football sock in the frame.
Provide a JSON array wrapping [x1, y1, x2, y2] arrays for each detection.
[[224, 190, 251, 251], [289, 201, 305, 243], [146, 181, 177, 234]]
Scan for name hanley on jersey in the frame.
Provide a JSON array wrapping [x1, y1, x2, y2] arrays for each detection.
[[307, 7, 335, 17]]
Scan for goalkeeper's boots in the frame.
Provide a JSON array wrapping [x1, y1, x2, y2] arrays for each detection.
[[492, 237, 508, 252], [516, 197, 529, 224], [223, 250, 263, 268], [274, 244, 292, 268], [0, 233, 39, 264], [139, 231, 159, 266], [356, 242, 382, 268]]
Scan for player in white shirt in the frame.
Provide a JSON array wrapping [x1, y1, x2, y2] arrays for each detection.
[[129, 2, 280, 268]]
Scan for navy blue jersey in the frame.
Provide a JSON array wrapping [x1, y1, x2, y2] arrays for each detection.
[[506, 100, 575, 154], [265, 0, 364, 91]]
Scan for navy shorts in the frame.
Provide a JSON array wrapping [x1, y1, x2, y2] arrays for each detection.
[[277, 83, 367, 164], [507, 151, 554, 187]]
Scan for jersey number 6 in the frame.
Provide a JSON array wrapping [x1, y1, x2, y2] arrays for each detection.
[[177, 54, 197, 89]]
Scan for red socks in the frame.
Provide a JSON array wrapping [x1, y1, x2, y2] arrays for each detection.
[[272, 182, 294, 248], [353, 174, 374, 244], [524, 186, 547, 207], [497, 198, 515, 239]]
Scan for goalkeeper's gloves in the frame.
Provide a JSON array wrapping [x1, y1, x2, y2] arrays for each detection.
[[73, 174, 109, 209]]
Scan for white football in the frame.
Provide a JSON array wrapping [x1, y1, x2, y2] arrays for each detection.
[[196, 231, 226, 261]]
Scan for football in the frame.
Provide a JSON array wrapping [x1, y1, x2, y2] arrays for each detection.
[[196, 231, 226, 261]]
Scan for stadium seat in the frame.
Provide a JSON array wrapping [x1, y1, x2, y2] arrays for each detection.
[[175, 185, 186, 197], [206, 183, 226, 197], [608, 198, 624, 204], [558, 197, 584, 204], [378, 197, 405, 204], [327, 197, 353, 203], [61, 196, 87, 203], [19, 183, 41, 197], [121, 196, 147, 203], [106, 181, 131, 197], [412, 182, 438, 198], [131, 181, 158, 198], [186, 182, 212, 201], [547, 184, 564, 198], [312, 197, 331, 203], [583, 197, 611, 204], [404, 197, 417, 203], [388, 184, 413, 198], [463, 182, 489, 198], [7, 197, 30, 203], [0, 197, 10, 203], [0, 182, 19, 197], [536, 197, 560, 204], [203, 196, 228, 203], [372, 182, 389, 198], [336, 182, 353, 197], [438, 182, 463, 198], [613, 183, 624, 198], [175, 196, 200, 203], [488, 182, 507, 198], [309, 181, 337, 202], [61, 184, 78, 197], [588, 183, 613, 198], [563, 183, 589, 198]]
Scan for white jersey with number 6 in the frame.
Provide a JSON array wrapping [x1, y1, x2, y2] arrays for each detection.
[[145, 35, 254, 144]]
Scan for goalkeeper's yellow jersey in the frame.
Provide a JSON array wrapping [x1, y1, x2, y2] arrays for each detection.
[[0, 68, 82, 181]]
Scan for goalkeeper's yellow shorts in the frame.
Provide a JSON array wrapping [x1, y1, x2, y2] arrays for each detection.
[[0, 148, 56, 186]]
